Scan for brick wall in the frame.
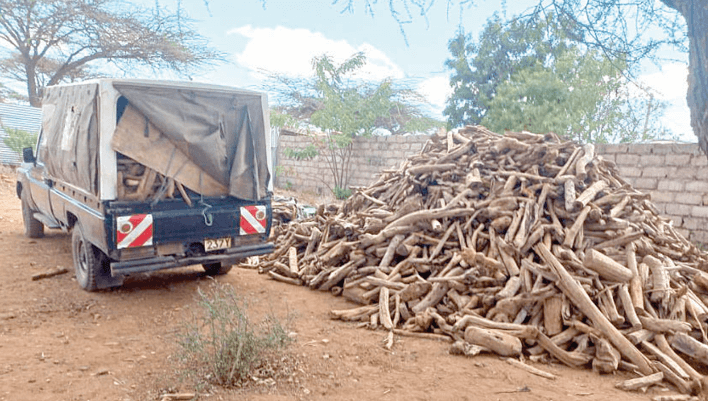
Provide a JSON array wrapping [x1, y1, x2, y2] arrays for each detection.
[[276, 134, 708, 245]]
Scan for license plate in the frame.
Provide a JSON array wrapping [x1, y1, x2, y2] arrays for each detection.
[[204, 237, 231, 251]]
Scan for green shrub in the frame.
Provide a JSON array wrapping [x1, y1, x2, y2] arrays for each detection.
[[283, 144, 318, 160], [333, 186, 352, 200], [3, 128, 38, 153], [175, 282, 292, 387]]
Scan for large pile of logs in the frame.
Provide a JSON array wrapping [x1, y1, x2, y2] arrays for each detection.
[[261, 126, 708, 396]]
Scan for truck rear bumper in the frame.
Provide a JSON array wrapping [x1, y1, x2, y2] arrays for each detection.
[[110, 242, 274, 276]]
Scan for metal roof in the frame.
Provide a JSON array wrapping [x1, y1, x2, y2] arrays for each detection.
[[0, 103, 41, 165]]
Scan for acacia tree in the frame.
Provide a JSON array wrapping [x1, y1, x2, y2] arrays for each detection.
[[0, 0, 223, 106], [332, 0, 707, 153]]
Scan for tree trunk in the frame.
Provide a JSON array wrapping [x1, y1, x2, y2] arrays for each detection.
[[661, 0, 708, 155], [24, 59, 40, 107]]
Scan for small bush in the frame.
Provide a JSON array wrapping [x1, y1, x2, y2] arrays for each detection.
[[333, 186, 352, 200], [175, 282, 292, 387], [283, 144, 319, 160]]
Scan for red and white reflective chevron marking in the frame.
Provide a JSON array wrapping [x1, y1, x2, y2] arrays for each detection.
[[116, 214, 153, 249], [240, 205, 266, 235]]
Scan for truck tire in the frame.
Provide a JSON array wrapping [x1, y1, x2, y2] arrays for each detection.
[[72, 223, 107, 291], [21, 188, 44, 238], [202, 262, 233, 276]]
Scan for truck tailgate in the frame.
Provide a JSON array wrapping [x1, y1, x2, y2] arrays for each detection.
[[106, 197, 271, 250]]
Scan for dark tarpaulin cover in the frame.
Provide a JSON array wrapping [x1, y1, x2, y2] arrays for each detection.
[[41, 84, 99, 194], [114, 84, 270, 201]]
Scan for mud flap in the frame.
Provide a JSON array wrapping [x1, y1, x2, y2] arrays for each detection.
[[96, 271, 124, 289]]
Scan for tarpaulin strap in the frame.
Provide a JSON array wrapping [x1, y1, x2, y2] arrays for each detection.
[[198, 172, 213, 226]]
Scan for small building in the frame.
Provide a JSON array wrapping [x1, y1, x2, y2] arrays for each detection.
[[0, 103, 42, 165]]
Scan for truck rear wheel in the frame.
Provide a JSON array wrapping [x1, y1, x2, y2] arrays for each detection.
[[21, 188, 44, 238], [202, 262, 233, 275], [72, 223, 108, 291]]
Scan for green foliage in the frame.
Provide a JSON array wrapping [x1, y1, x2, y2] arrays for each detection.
[[445, 13, 580, 128], [445, 13, 670, 143], [175, 282, 292, 388], [283, 144, 319, 160], [2, 128, 38, 153], [267, 52, 443, 198], [333, 186, 352, 200], [270, 109, 298, 129], [310, 52, 396, 137]]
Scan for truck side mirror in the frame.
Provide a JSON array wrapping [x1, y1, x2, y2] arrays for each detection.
[[22, 147, 35, 163]]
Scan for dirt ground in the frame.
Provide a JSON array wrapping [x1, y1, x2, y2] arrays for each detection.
[[0, 172, 679, 401]]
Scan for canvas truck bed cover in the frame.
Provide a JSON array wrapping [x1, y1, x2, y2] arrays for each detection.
[[113, 83, 270, 201], [40, 83, 100, 195], [40, 81, 270, 201]]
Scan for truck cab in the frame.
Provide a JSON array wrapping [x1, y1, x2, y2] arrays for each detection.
[[17, 79, 274, 291]]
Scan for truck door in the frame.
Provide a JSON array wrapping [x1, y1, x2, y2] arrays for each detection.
[[26, 130, 56, 222]]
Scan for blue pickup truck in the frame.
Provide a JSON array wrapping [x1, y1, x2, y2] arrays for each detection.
[[17, 79, 274, 291]]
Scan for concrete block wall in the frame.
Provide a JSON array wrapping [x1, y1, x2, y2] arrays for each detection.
[[276, 133, 430, 196], [276, 134, 708, 245], [596, 143, 708, 245]]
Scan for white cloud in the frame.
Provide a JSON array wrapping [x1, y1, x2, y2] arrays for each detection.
[[637, 63, 694, 142], [417, 75, 452, 119], [640, 63, 688, 102], [228, 25, 404, 81]]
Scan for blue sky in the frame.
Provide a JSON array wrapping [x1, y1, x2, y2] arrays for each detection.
[[5, 0, 697, 141]]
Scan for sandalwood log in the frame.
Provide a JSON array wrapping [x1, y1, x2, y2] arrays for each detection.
[[618, 284, 642, 329], [645, 255, 669, 305], [496, 276, 522, 300], [583, 249, 634, 282], [564, 179, 576, 212], [400, 281, 432, 302], [599, 288, 624, 326], [379, 287, 393, 330], [535, 330, 594, 367], [505, 358, 557, 380], [574, 180, 608, 210], [379, 234, 405, 269], [593, 338, 621, 374], [319, 258, 366, 292], [615, 372, 664, 391], [392, 329, 452, 342], [638, 316, 692, 334], [267, 271, 303, 286], [562, 205, 591, 248], [288, 246, 299, 274], [627, 244, 644, 311], [412, 283, 450, 315], [670, 332, 708, 367], [574, 143, 594, 180], [543, 295, 563, 336], [464, 326, 522, 357]]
